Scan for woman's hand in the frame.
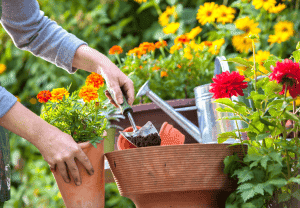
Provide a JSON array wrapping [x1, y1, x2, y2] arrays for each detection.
[[72, 45, 135, 107], [0, 102, 94, 186]]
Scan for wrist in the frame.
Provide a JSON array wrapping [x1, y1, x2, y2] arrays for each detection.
[[72, 45, 112, 75]]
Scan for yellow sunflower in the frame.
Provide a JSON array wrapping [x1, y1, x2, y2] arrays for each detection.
[[252, 0, 276, 10], [196, 2, 219, 25], [268, 34, 288, 44], [134, 0, 147, 3], [235, 17, 261, 35], [159, 6, 177, 27], [163, 22, 180, 34], [50, 88, 70, 102], [274, 21, 294, 37], [232, 35, 253, 53], [186, 26, 202, 40], [216, 5, 236, 25], [268, 3, 286, 13]]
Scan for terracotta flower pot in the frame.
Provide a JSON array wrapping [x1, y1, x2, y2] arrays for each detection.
[[51, 141, 105, 208], [117, 126, 142, 150], [159, 122, 185, 146], [105, 143, 246, 208]]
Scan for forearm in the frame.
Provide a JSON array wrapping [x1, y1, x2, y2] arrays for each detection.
[[0, 102, 61, 147], [72, 45, 113, 75]]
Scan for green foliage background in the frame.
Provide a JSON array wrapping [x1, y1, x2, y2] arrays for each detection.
[[1, 0, 299, 206]]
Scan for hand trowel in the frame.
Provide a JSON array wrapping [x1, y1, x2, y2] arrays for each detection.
[[107, 88, 161, 147]]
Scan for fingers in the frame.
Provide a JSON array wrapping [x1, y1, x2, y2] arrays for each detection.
[[56, 161, 71, 184], [111, 86, 124, 105], [76, 149, 94, 176], [122, 78, 135, 106], [105, 90, 119, 108], [65, 159, 82, 186]]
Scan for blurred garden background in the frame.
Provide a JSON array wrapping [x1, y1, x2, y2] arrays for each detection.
[[0, 0, 299, 207]]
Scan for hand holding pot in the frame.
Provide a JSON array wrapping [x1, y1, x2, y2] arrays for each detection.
[[0, 102, 94, 186]]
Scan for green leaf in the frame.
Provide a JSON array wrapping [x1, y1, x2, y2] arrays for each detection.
[[267, 179, 287, 188], [241, 203, 257, 208], [137, 1, 156, 14], [284, 111, 300, 122], [292, 189, 300, 201], [260, 155, 270, 170], [215, 107, 236, 113], [296, 42, 300, 50], [226, 57, 253, 68], [278, 193, 291, 203], [240, 189, 256, 202], [288, 177, 300, 185], [217, 132, 239, 142], [237, 168, 254, 184], [259, 117, 276, 127], [213, 98, 235, 108], [254, 183, 264, 195], [224, 154, 242, 175], [293, 50, 300, 63], [269, 152, 282, 166]]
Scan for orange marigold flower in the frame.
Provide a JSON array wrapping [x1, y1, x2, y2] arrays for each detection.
[[203, 41, 213, 47], [139, 42, 156, 52], [37, 90, 52, 103], [139, 65, 143, 69], [152, 66, 160, 71], [161, 71, 168, 77], [79, 85, 99, 102], [127, 47, 139, 56], [177, 64, 182, 68], [109, 45, 123, 55], [50, 88, 69, 102], [175, 35, 190, 44], [155, 40, 168, 48], [86, 72, 105, 89]]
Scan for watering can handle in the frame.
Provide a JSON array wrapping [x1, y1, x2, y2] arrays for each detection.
[[213, 56, 230, 78]]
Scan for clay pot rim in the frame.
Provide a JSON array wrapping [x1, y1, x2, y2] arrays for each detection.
[[77, 140, 103, 150]]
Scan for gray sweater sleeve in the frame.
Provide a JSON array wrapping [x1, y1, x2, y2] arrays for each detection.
[[0, 0, 88, 73], [0, 0, 88, 117]]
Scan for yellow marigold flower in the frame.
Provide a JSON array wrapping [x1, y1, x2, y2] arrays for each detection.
[[274, 21, 294, 37], [170, 43, 182, 54], [15, 96, 21, 102], [208, 38, 225, 55], [86, 72, 105, 89], [79, 85, 98, 102], [163, 22, 180, 34], [161, 71, 168, 77], [0, 64, 6, 74], [50, 88, 69, 102], [252, 0, 276, 10], [29, 98, 37, 105], [186, 26, 202, 39], [232, 35, 253, 53], [134, 0, 147, 3], [268, 3, 286, 13], [189, 40, 203, 52], [235, 17, 261, 35], [196, 2, 219, 25], [216, 5, 236, 25], [127, 47, 139, 56], [109, 45, 123, 55], [184, 47, 193, 60]]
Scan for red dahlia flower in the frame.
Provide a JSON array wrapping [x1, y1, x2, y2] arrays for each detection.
[[37, 90, 52, 103], [269, 59, 300, 98], [209, 71, 248, 99]]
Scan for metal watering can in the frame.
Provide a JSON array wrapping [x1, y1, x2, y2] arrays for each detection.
[[136, 56, 251, 144]]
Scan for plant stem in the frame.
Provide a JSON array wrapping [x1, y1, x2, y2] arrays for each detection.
[[115, 54, 122, 66], [235, 119, 246, 156], [252, 39, 257, 92]]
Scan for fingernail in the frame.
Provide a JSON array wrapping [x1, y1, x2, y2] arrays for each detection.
[[90, 169, 94, 175], [76, 181, 81, 186]]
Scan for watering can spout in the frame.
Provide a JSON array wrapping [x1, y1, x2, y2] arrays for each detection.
[[136, 80, 202, 143]]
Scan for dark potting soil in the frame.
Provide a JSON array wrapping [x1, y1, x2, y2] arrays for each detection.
[[127, 133, 161, 147]]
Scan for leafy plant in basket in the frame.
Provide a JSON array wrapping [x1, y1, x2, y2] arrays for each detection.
[[37, 72, 109, 148], [210, 35, 300, 207]]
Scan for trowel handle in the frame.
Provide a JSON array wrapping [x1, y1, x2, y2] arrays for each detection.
[[107, 88, 133, 115]]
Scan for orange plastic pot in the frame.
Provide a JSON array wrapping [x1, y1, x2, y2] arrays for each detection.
[[117, 122, 185, 150], [51, 141, 104, 208], [117, 126, 141, 150], [159, 122, 185, 146]]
